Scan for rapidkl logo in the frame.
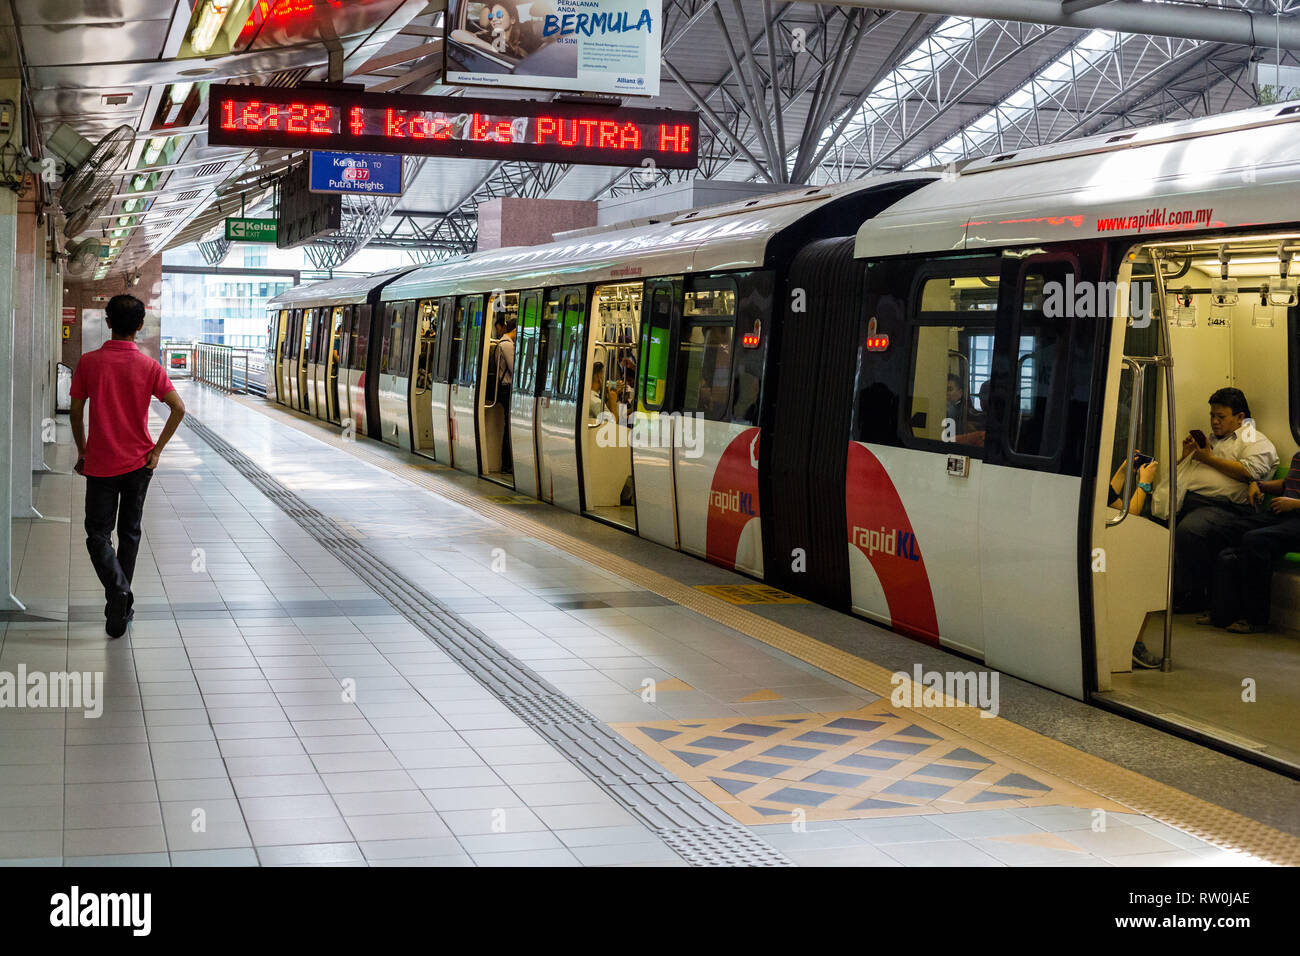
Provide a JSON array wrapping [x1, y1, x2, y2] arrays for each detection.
[[852, 525, 920, 561], [711, 489, 756, 517]]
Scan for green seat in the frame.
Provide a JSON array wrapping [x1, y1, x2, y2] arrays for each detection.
[[1268, 462, 1300, 565]]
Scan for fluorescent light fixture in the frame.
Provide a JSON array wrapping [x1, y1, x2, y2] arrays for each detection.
[[131, 174, 150, 191], [189, 1, 231, 54], [167, 82, 194, 104]]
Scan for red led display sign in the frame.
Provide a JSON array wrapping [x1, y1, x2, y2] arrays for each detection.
[[208, 84, 698, 170]]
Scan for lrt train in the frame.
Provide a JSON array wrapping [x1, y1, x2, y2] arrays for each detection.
[[265, 102, 1300, 742]]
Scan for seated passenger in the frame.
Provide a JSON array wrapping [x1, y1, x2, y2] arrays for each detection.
[[1201, 448, 1300, 633], [953, 379, 991, 447], [1108, 454, 1159, 516], [1172, 387, 1277, 614], [946, 374, 971, 431], [589, 362, 610, 420], [1105, 454, 1164, 670]]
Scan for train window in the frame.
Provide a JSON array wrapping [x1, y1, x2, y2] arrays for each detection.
[[434, 297, 456, 382], [457, 296, 485, 386], [556, 292, 585, 401], [515, 291, 543, 395], [1007, 266, 1073, 458], [684, 279, 737, 318], [677, 277, 737, 421], [908, 325, 993, 447], [676, 321, 734, 421], [329, 307, 344, 368], [353, 306, 370, 372], [381, 304, 402, 374], [640, 285, 675, 412], [539, 295, 562, 396], [301, 309, 314, 365], [314, 310, 330, 363]]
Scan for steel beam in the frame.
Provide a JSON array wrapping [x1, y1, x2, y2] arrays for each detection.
[[822, 0, 1300, 51]]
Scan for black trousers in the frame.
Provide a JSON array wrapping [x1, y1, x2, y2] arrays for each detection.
[[85, 466, 153, 599], [1173, 492, 1254, 604], [1211, 513, 1300, 626], [498, 383, 512, 471]]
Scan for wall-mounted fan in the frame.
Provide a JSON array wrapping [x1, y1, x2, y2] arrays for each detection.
[[65, 239, 103, 278], [63, 178, 116, 239], [47, 123, 134, 214]]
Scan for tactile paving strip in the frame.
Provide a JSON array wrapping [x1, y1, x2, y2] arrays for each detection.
[[183, 417, 792, 867], [234, 394, 1300, 866]]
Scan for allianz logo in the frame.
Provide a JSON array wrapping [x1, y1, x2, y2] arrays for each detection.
[[710, 489, 756, 516], [852, 525, 921, 561]]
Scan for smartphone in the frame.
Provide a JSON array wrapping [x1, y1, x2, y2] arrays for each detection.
[[1132, 452, 1154, 468], [1190, 429, 1207, 448]]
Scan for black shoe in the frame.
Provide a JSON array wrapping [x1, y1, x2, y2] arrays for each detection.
[[1132, 641, 1162, 669], [106, 590, 131, 639]]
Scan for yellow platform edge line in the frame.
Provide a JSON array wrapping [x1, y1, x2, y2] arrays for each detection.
[[230, 393, 1300, 865]]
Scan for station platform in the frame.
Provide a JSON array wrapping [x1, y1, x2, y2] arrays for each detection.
[[3, 382, 1298, 868]]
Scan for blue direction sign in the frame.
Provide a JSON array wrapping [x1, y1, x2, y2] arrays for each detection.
[[308, 151, 404, 196]]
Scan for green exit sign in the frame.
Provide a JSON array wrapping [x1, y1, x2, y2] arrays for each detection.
[[225, 217, 278, 243]]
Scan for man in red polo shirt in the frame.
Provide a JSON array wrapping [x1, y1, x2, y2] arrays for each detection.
[[69, 295, 186, 638]]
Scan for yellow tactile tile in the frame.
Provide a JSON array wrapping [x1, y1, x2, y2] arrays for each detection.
[[234, 395, 1300, 865], [695, 584, 809, 605]]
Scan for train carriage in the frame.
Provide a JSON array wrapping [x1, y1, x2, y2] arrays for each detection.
[[266, 101, 1300, 772], [266, 267, 414, 437]]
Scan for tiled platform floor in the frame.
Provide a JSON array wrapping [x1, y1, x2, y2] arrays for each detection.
[[0, 384, 1270, 866]]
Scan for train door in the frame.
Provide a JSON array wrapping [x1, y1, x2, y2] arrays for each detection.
[[978, 248, 1103, 698], [536, 286, 585, 510], [308, 308, 327, 419], [409, 299, 439, 458], [378, 300, 415, 448], [289, 309, 307, 410], [509, 290, 545, 497], [268, 309, 287, 404], [282, 309, 299, 408], [323, 305, 344, 424], [480, 291, 517, 486], [845, 259, 1001, 652], [429, 296, 456, 464], [580, 281, 642, 528], [299, 308, 315, 415], [632, 278, 681, 547], [449, 294, 485, 474], [338, 305, 355, 428], [672, 275, 764, 575]]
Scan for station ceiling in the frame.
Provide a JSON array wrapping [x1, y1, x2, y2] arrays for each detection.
[[5, 0, 1298, 277]]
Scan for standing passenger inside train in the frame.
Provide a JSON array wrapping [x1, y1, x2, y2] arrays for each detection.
[[494, 315, 515, 474], [1171, 388, 1277, 614], [1202, 449, 1300, 633]]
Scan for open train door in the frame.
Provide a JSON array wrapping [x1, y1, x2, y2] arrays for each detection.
[[1088, 248, 1177, 691]]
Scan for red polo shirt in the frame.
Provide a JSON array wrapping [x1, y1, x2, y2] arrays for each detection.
[[70, 340, 176, 478]]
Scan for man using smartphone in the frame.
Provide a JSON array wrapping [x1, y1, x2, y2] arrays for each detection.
[[69, 295, 186, 638], [1170, 387, 1277, 618]]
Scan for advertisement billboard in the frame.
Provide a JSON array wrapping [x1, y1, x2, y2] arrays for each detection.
[[444, 0, 663, 97]]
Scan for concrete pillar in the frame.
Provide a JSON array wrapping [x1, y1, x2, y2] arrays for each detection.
[[0, 184, 24, 609], [12, 196, 42, 518]]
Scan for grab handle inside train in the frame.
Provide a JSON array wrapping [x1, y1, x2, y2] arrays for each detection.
[[1107, 357, 1145, 528]]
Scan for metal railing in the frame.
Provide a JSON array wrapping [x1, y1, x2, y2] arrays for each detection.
[[192, 343, 266, 396]]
